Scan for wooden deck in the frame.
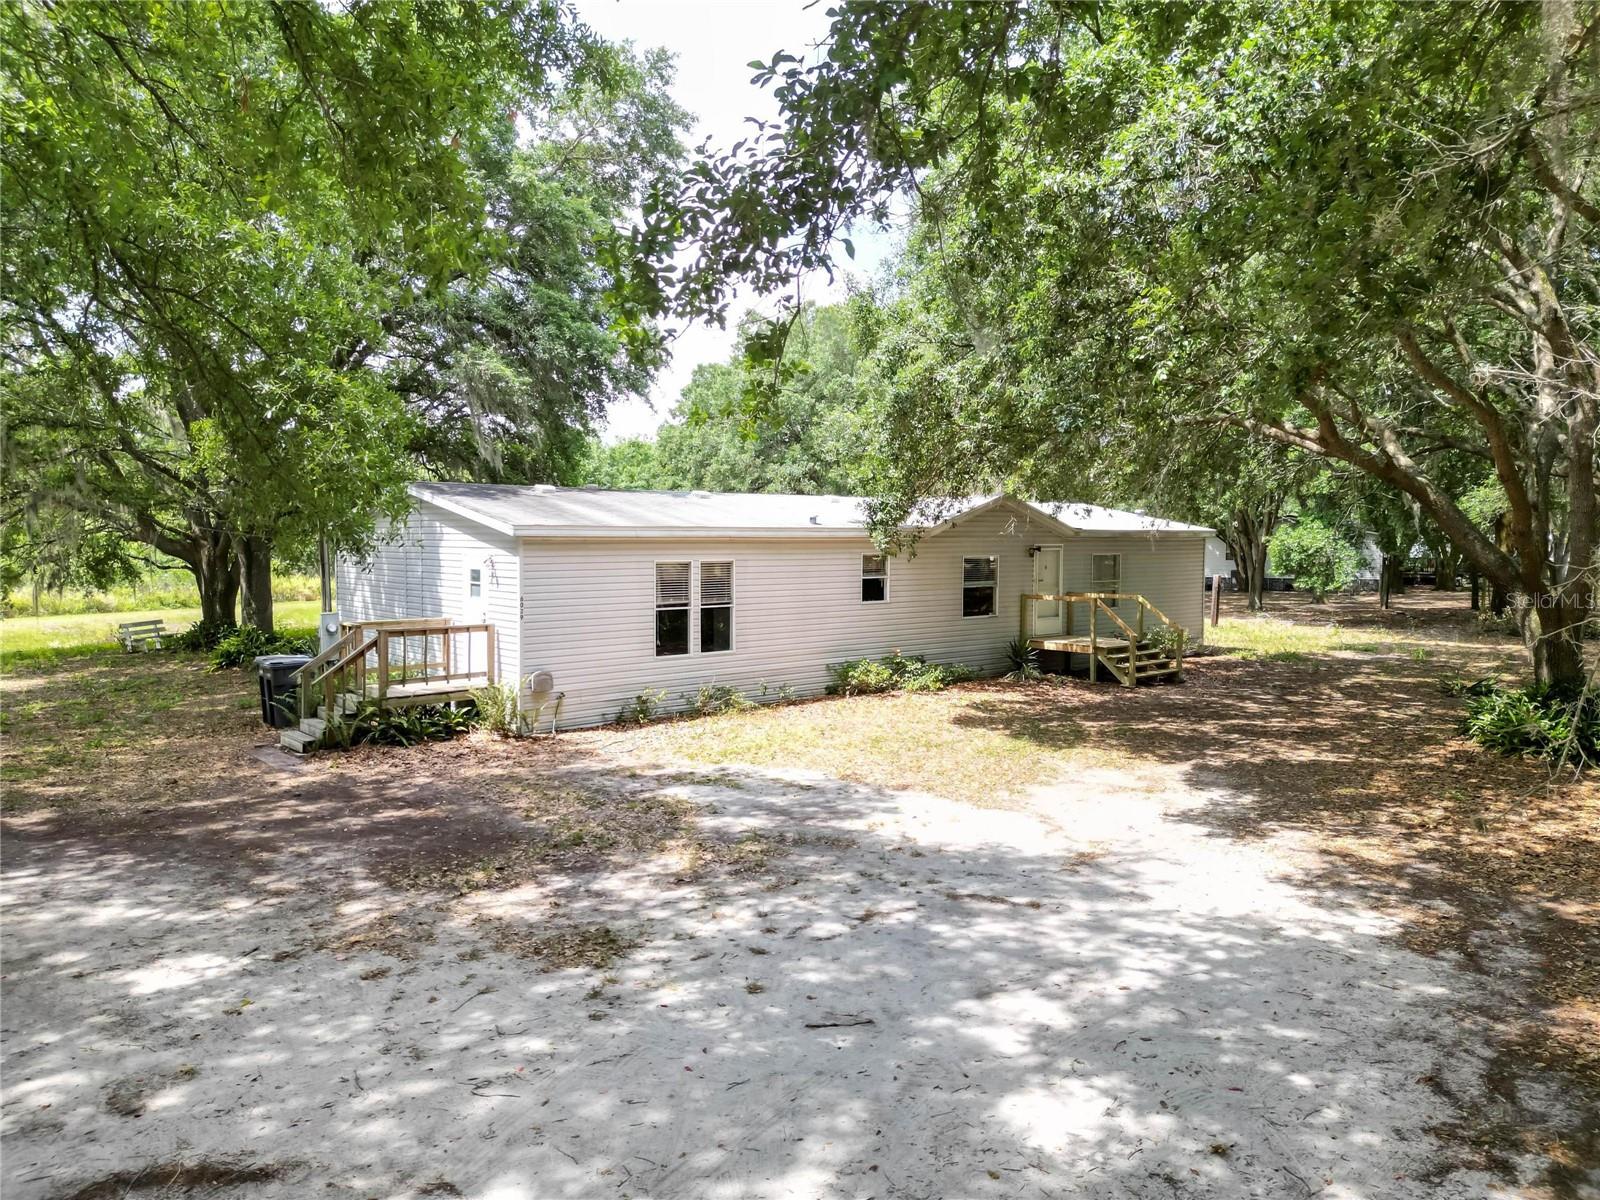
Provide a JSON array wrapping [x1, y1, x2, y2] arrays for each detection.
[[381, 675, 492, 705], [280, 618, 498, 753], [1028, 635, 1133, 655], [1020, 592, 1185, 686]]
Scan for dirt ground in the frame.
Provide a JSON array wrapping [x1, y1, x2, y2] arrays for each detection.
[[1, 592, 1596, 1198]]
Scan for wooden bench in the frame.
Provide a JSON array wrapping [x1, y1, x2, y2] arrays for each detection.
[[117, 619, 167, 652]]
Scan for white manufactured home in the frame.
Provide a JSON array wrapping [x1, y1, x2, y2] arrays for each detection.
[[324, 483, 1210, 734]]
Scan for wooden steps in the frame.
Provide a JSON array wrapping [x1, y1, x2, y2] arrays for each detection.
[[1022, 592, 1186, 688]]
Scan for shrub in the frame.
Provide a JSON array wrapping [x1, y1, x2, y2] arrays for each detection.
[[827, 657, 900, 695], [1457, 681, 1599, 765], [826, 652, 975, 696], [471, 681, 522, 737], [323, 702, 476, 750], [1270, 519, 1363, 602], [168, 619, 238, 651], [208, 625, 316, 669], [691, 683, 753, 716], [1144, 625, 1188, 658], [1003, 637, 1042, 681], [618, 687, 668, 724]]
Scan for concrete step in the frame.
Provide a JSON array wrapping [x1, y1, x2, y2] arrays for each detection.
[[299, 716, 326, 739], [279, 728, 318, 755]]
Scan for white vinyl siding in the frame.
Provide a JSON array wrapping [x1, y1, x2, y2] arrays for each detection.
[[1067, 537, 1204, 640], [334, 498, 520, 685], [520, 507, 1062, 728]]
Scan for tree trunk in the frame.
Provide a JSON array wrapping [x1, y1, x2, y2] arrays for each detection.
[[1490, 582, 1510, 616], [237, 534, 274, 632], [1433, 547, 1461, 590], [1246, 536, 1268, 611], [1520, 592, 1588, 690], [193, 531, 239, 628], [1379, 553, 1409, 608]]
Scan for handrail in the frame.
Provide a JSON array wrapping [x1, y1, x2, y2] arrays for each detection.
[[1093, 598, 1142, 644], [340, 615, 451, 633], [297, 627, 363, 684], [300, 632, 377, 721], [310, 633, 378, 688]]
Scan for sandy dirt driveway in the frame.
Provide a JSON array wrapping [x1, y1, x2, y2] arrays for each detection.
[[0, 742, 1584, 1200]]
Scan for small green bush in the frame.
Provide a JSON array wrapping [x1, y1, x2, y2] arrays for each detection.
[[828, 657, 900, 695], [1458, 681, 1598, 765], [323, 702, 477, 750], [691, 683, 753, 716], [169, 619, 238, 651], [1003, 637, 1042, 681], [826, 652, 975, 696], [1144, 626, 1189, 658], [208, 625, 316, 669], [618, 687, 668, 724], [471, 681, 522, 737]]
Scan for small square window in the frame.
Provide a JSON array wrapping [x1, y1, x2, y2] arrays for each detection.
[[861, 554, 887, 603], [962, 556, 997, 617], [468, 568, 482, 598]]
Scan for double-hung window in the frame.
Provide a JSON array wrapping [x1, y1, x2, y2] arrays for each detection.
[[700, 561, 734, 653], [962, 556, 997, 617], [861, 554, 888, 603], [1091, 553, 1121, 606], [468, 568, 482, 598], [655, 562, 690, 656]]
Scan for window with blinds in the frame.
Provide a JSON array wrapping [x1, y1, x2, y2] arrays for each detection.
[[962, 556, 997, 617], [655, 562, 690, 656], [1091, 553, 1121, 607], [700, 561, 733, 653], [861, 553, 888, 602]]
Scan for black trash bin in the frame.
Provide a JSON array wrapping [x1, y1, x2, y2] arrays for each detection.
[[255, 654, 313, 729]]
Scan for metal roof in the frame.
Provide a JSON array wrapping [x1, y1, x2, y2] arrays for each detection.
[[409, 483, 1212, 539]]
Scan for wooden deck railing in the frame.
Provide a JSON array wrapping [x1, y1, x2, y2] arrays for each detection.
[[1019, 591, 1185, 684], [295, 620, 496, 718], [372, 623, 496, 702]]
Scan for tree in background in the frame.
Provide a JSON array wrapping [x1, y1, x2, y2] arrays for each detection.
[[626, 1, 1599, 687], [2, 1, 669, 629], [1270, 519, 1364, 604], [392, 47, 689, 487], [584, 303, 877, 494]]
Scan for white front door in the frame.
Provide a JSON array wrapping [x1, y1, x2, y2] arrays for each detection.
[[465, 561, 488, 623], [1032, 545, 1064, 636]]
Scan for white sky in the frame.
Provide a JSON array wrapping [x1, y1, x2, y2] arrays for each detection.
[[572, 0, 900, 442]]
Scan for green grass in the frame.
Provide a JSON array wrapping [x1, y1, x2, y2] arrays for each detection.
[[1208, 616, 1408, 661], [624, 684, 1110, 804], [0, 601, 321, 666], [2, 572, 322, 617]]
